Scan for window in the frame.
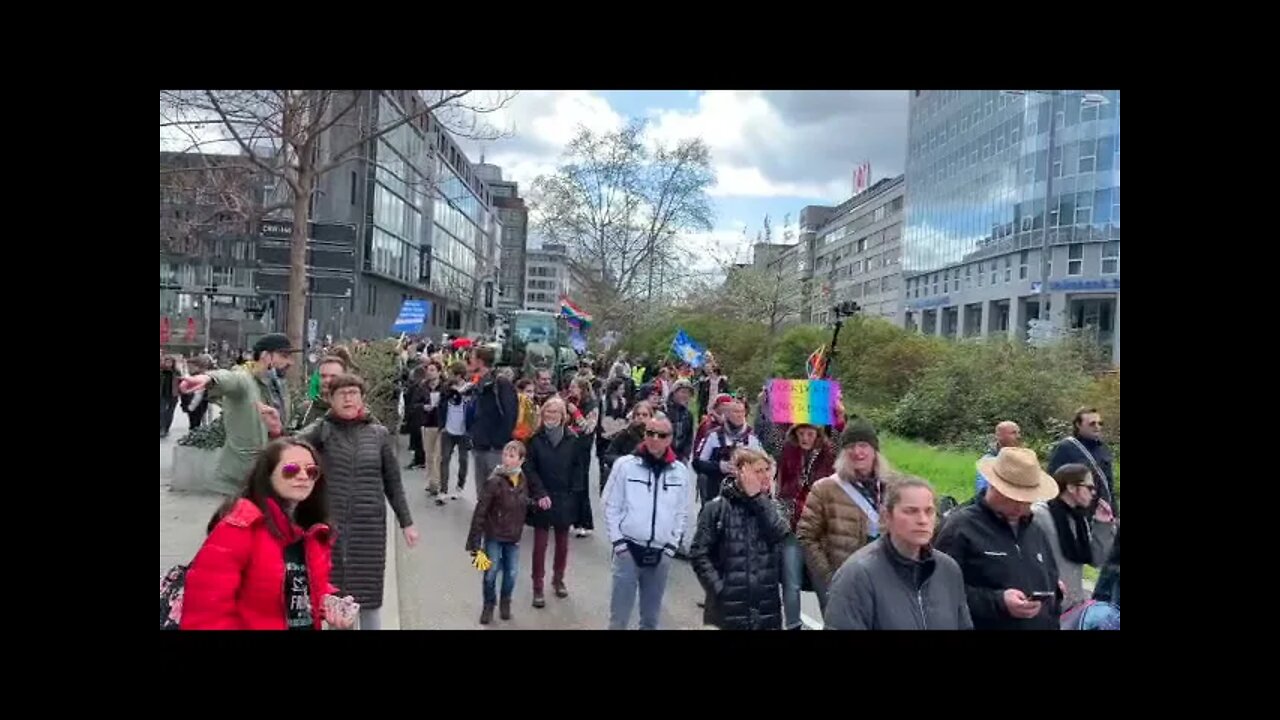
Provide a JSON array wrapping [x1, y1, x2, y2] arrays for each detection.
[[1004, 255, 1013, 283], [364, 285, 377, 314], [1075, 192, 1093, 225], [977, 262, 984, 287], [1101, 241, 1119, 274], [990, 262, 998, 285], [865, 280, 877, 297], [1068, 244, 1084, 276], [932, 273, 939, 295], [965, 264, 973, 289], [857, 238, 866, 253], [852, 260, 862, 274], [873, 206, 886, 223], [1078, 138, 1097, 173], [1019, 250, 1029, 279], [350, 171, 359, 205], [881, 276, 892, 293]]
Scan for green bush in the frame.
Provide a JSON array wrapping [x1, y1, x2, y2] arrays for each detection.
[[346, 339, 404, 431], [178, 416, 226, 450]]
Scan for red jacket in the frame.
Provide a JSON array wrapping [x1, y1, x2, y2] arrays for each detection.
[[777, 441, 836, 530], [182, 498, 335, 630]]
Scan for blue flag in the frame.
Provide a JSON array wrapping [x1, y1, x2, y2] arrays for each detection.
[[569, 328, 587, 353], [671, 329, 706, 368]]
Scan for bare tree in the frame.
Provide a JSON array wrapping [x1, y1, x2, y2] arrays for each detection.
[[530, 119, 714, 331], [159, 89, 514, 378]]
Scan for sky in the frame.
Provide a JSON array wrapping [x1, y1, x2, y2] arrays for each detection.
[[453, 90, 910, 267]]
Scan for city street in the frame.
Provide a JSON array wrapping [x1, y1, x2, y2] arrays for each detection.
[[160, 411, 825, 630]]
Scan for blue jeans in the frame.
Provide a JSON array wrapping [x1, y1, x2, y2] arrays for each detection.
[[609, 550, 670, 630], [781, 535, 805, 630], [482, 539, 520, 605]]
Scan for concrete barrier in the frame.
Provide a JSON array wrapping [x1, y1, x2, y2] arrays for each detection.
[[171, 446, 219, 493]]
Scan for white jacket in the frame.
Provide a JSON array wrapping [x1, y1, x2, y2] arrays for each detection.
[[603, 452, 693, 556]]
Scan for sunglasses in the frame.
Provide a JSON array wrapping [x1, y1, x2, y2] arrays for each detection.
[[281, 462, 320, 481], [1085, 421, 1103, 428], [645, 430, 672, 439]]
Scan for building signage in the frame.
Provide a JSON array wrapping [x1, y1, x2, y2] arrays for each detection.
[[909, 295, 951, 311], [1049, 277, 1120, 292]]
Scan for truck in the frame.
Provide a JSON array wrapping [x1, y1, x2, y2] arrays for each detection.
[[496, 310, 580, 385]]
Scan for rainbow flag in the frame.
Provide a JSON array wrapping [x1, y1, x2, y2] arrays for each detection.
[[767, 379, 841, 425], [559, 295, 592, 329]]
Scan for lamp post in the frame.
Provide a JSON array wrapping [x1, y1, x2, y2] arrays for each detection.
[[1002, 90, 1111, 339]]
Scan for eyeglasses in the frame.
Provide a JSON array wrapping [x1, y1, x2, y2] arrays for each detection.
[[1075, 483, 1096, 492], [645, 430, 672, 439], [281, 462, 320, 481]]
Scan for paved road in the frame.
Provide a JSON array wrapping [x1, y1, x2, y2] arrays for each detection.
[[159, 410, 224, 577], [392, 442, 826, 630]]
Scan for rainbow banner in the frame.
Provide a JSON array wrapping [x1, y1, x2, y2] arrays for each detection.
[[767, 379, 841, 425], [559, 295, 593, 329]]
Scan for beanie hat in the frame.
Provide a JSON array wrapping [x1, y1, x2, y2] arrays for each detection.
[[839, 418, 880, 452]]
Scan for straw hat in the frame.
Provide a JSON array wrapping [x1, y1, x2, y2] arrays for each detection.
[[976, 447, 1057, 503]]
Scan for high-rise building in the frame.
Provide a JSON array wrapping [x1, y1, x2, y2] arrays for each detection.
[[525, 243, 568, 313], [476, 164, 528, 315], [265, 90, 500, 341], [901, 90, 1120, 361]]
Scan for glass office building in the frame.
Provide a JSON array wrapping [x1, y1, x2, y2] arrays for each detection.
[[901, 90, 1120, 362]]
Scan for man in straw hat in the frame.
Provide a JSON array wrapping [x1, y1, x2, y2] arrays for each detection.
[[936, 447, 1063, 630]]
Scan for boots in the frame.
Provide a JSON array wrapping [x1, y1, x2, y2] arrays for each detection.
[[480, 603, 495, 625], [499, 598, 512, 620]]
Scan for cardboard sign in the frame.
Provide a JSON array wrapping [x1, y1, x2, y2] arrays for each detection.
[[767, 379, 841, 425]]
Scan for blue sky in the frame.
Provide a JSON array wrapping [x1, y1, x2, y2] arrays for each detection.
[[456, 90, 910, 267]]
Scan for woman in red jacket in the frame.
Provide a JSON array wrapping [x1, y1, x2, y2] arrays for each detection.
[[776, 423, 835, 630], [182, 438, 357, 630]]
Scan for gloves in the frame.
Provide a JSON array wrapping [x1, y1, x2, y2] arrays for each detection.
[[471, 550, 493, 571]]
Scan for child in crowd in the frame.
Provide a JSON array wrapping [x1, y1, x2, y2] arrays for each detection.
[[466, 441, 534, 625]]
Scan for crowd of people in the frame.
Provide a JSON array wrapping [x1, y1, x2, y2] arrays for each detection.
[[163, 334, 1120, 631]]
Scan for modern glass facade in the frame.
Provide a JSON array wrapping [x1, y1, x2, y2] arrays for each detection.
[[368, 94, 430, 285], [430, 157, 483, 298], [903, 89, 1119, 277]]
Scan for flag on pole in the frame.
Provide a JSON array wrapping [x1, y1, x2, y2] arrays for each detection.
[[671, 329, 707, 368], [559, 295, 592, 330]]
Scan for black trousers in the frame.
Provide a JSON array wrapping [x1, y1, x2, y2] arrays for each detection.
[[160, 396, 178, 435], [407, 421, 425, 465], [186, 403, 208, 430]]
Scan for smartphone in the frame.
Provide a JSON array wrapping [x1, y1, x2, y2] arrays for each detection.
[[1026, 591, 1055, 602]]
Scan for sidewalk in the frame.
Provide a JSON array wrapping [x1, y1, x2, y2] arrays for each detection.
[[159, 406, 401, 629]]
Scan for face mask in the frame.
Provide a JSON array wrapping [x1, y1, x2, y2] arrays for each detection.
[[274, 367, 288, 379]]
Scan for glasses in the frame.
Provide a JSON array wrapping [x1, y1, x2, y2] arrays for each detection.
[[333, 388, 362, 400], [645, 430, 672, 439], [281, 462, 320, 481]]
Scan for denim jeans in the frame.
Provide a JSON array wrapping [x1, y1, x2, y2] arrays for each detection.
[[482, 539, 520, 605], [781, 534, 805, 630], [609, 550, 671, 630]]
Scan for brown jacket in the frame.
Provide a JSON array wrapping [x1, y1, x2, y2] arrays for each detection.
[[466, 467, 531, 551], [796, 457, 909, 595]]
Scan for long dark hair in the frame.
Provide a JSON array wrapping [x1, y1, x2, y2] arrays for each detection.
[[207, 438, 329, 538]]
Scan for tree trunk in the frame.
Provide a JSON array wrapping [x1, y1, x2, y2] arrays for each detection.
[[287, 169, 310, 386]]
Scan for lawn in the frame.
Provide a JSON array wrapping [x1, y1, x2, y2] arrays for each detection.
[[879, 433, 979, 502]]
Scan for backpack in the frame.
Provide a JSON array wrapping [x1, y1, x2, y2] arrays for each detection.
[[160, 563, 188, 630], [1060, 599, 1120, 630]]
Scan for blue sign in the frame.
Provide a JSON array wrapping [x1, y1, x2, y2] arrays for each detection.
[[391, 299, 431, 334], [910, 296, 952, 311], [1049, 277, 1120, 292]]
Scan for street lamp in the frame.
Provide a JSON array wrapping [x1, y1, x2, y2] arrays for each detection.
[[1001, 89, 1113, 339]]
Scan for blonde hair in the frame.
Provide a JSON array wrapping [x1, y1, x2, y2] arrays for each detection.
[[731, 447, 773, 471], [629, 400, 656, 422], [503, 440, 527, 458], [537, 397, 568, 433]]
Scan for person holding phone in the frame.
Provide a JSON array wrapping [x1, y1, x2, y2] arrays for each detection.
[[182, 438, 357, 630], [936, 447, 1062, 630]]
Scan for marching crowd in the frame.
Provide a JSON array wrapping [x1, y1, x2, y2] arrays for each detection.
[[162, 333, 1120, 631]]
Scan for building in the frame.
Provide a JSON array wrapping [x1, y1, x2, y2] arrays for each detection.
[[264, 90, 500, 342], [525, 242, 569, 313], [159, 151, 267, 355], [901, 90, 1120, 362], [761, 176, 906, 325], [477, 164, 528, 315], [806, 176, 905, 324]]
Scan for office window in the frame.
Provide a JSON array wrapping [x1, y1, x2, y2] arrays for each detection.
[[1101, 242, 1119, 274], [932, 273, 939, 295], [965, 264, 973, 289], [873, 206, 886, 223], [1068, 244, 1084, 276], [977, 262, 985, 287], [990, 263, 999, 285], [857, 238, 866, 253], [1078, 138, 1097, 173], [1019, 250, 1029, 279], [1004, 255, 1013, 283], [1075, 192, 1093, 225]]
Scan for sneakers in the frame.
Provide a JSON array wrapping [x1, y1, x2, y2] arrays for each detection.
[[553, 581, 569, 599], [574, 528, 593, 538], [499, 598, 512, 621], [532, 592, 546, 609], [480, 603, 495, 625]]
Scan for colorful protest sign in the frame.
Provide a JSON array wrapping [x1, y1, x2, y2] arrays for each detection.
[[767, 379, 841, 425]]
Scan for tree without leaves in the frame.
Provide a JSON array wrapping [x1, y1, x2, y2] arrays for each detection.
[[159, 89, 515, 380], [529, 119, 714, 334]]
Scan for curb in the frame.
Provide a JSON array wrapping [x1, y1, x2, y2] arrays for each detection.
[[383, 500, 401, 630]]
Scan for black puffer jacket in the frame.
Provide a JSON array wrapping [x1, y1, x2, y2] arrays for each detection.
[[299, 413, 414, 609], [523, 427, 581, 530], [690, 479, 791, 630]]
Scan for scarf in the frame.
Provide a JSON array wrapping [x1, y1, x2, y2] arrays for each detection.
[[800, 448, 821, 490], [543, 424, 565, 447], [1047, 498, 1093, 565]]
